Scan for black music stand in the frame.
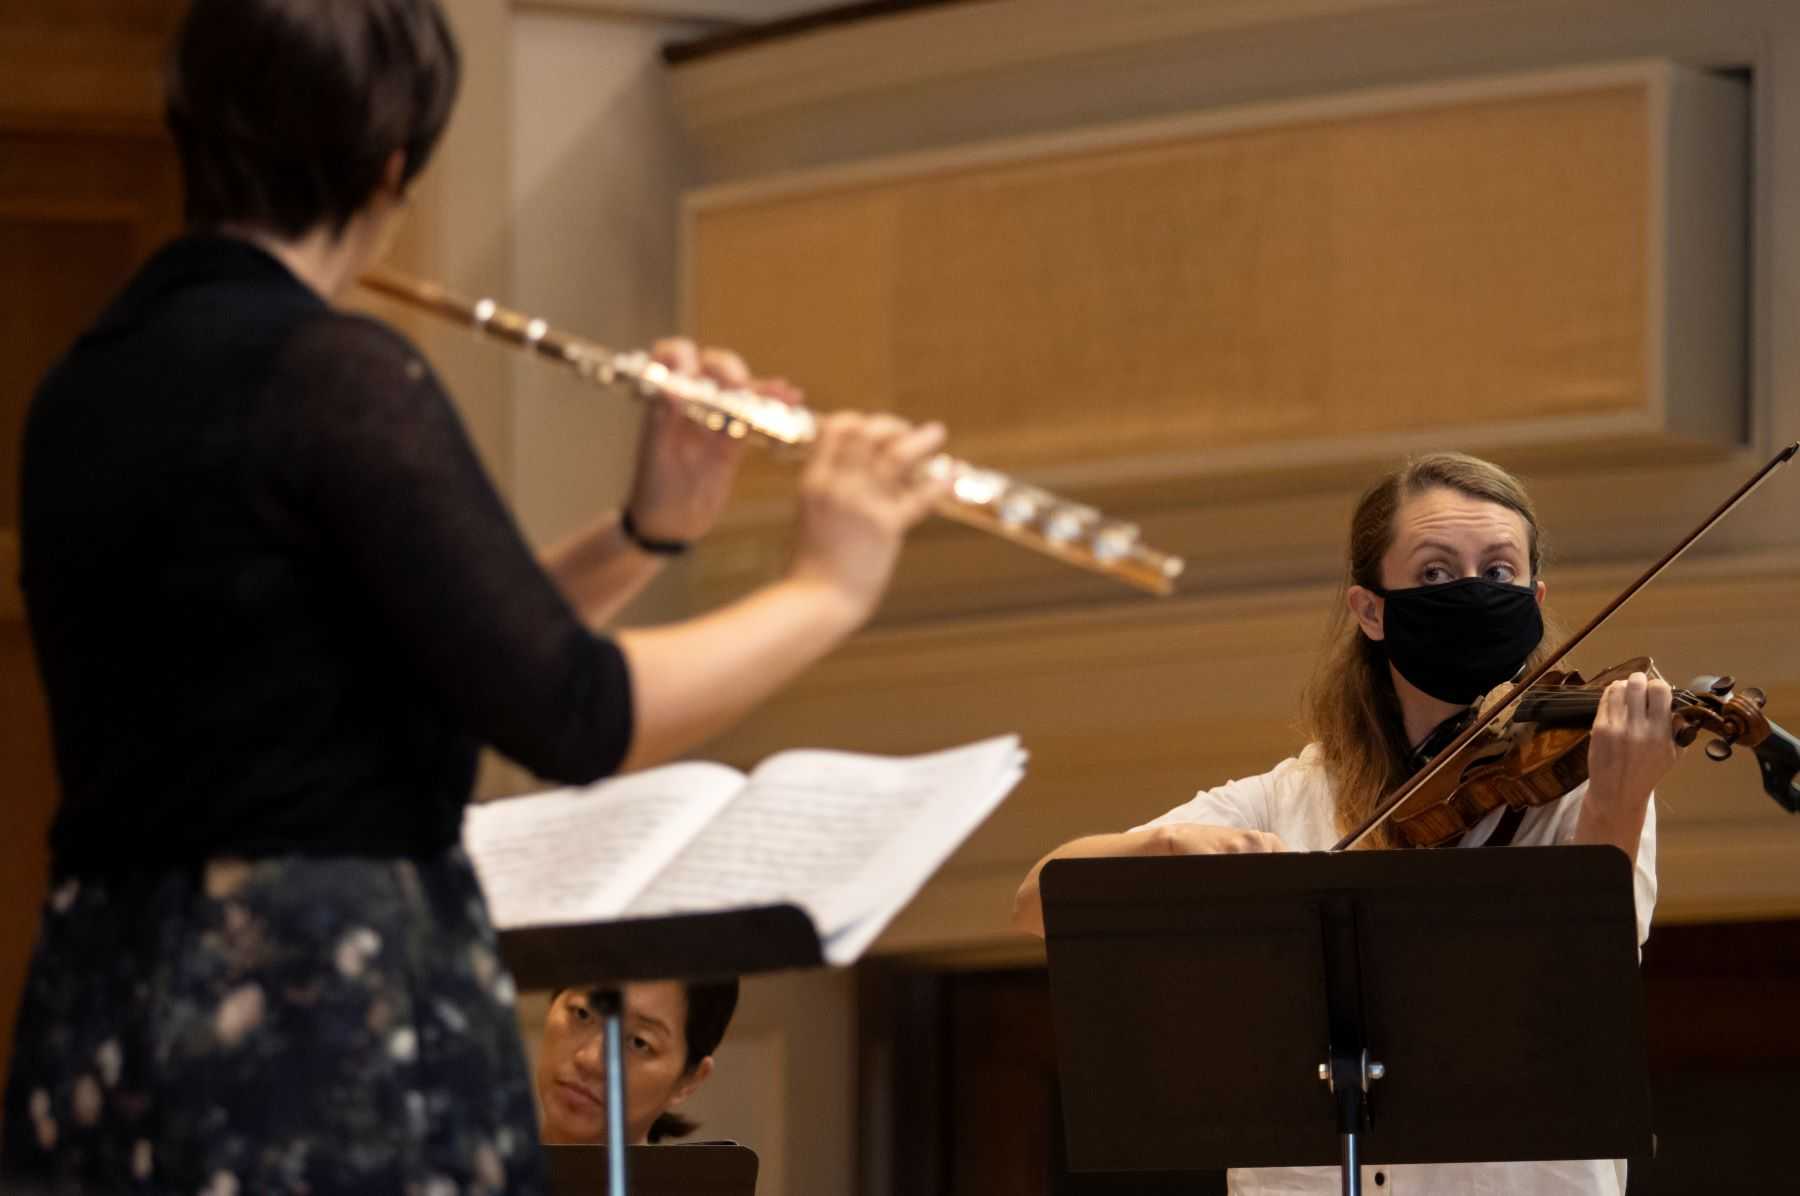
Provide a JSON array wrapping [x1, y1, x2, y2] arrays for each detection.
[[1041, 847, 1652, 1195], [544, 1144, 758, 1196], [504, 905, 822, 1196]]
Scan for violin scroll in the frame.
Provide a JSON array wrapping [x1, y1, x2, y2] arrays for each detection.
[[1676, 675, 1797, 814], [1679, 675, 1771, 763]]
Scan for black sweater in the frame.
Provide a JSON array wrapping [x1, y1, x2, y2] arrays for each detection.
[[22, 237, 633, 875]]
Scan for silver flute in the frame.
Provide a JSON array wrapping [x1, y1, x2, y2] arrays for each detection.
[[360, 269, 1185, 596]]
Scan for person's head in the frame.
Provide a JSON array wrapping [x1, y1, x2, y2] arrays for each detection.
[[535, 978, 739, 1146], [1304, 452, 1554, 843], [165, 0, 460, 251]]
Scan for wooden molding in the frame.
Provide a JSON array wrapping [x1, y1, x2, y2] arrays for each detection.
[[0, 27, 173, 133], [667, 0, 1440, 124], [0, 532, 18, 624]]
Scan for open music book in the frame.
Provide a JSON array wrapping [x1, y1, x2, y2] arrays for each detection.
[[464, 735, 1026, 965]]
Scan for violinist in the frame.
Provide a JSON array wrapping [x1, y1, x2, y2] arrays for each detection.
[[1012, 451, 1676, 1196]]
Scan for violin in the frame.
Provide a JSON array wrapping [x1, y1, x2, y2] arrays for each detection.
[[1335, 442, 1800, 852], [1384, 657, 1800, 848]]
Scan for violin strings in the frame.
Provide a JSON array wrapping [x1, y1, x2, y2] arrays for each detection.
[[1512, 689, 1708, 716], [1515, 691, 1702, 706]]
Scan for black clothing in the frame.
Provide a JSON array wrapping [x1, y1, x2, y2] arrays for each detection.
[[2, 849, 546, 1195], [21, 236, 633, 876]]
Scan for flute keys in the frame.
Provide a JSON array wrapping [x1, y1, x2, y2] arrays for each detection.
[[1044, 504, 1100, 544], [951, 467, 1007, 506], [1092, 522, 1141, 563], [999, 488, 1049, 527]]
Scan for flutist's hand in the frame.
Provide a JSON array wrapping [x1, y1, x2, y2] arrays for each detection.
[[788, 413, 948, 618], [614, 411, 947, 771], [626, 337, 802, 544]]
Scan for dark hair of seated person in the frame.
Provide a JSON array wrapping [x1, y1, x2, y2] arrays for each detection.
[[648, 978, 739, 1142], [165, 0, 461, 236]]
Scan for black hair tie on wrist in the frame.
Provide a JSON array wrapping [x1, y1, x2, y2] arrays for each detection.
[[621, 507, 690, 557]]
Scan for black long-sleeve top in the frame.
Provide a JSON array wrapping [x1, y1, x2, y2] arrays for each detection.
[[21, 236, 634, 876]]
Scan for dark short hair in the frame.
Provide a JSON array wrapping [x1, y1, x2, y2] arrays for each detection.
[[647, 977, 738, 1142], [165, 0, 461, 236]]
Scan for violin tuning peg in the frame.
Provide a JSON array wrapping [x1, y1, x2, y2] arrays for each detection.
[[1710, 675, 1737, 697], [1705, 738, 1736, 763], [1744, 687, 1767, 708]]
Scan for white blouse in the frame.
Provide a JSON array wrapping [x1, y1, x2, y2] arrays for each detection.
[[1133, 745, 1658, 1196]]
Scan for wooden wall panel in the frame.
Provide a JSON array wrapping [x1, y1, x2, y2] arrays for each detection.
[[686, 67, 1733, 503], [0, 2, 181, 131], [0, 0, 185, 1087], [0, 216, 143, 530], [682, 64, 1748, 628]]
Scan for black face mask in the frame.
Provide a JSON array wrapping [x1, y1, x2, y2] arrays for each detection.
[[1369, 577, 1542, 706]]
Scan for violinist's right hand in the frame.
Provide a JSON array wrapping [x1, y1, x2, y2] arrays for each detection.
[[1153, 824, 1287, 855]]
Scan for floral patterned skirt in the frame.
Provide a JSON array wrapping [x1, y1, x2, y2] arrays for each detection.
[[1, 849, 546, 1196]]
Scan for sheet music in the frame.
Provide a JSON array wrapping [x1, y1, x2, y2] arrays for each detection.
[[624, 736, 1025, 943], [821, 760, 1025, 963], [465, 762, 744, 929]]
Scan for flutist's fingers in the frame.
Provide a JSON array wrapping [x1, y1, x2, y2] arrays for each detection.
[[792, 413, 946, 614], [887, 422, 950, 525], [840, 414, 911, 479], [698, 347, 749, 389], [629, 337, 755, 544], [754, 376, 803, 407], [649, 337, 700, 378]]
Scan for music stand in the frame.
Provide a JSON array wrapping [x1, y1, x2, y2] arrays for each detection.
[[503, 905, 822, 1196], [1041, 847, 1652, 1195], [544, 1144, 758, 1196]]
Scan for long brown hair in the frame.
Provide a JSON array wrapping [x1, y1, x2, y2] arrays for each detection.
[[1302, 453, 1557, 848]]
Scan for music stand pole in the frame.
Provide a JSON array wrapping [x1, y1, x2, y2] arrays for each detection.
[[1319, 894, 1379, 1196], [596, 988, 628, 1196], [497, 906, 828, 1196]]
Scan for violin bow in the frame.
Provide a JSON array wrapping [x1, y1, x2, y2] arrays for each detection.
[[1332, 441, 1799, 852]]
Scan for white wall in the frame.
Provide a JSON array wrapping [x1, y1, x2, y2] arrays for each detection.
[[508, 9, 693, 591], [506, 11, 862, 1195]]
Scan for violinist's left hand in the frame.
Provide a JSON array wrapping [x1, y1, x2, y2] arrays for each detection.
[[1575, 670, 1682, 858]]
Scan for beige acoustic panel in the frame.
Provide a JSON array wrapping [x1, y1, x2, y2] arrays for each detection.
[[685, 63, 1746, 508]]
